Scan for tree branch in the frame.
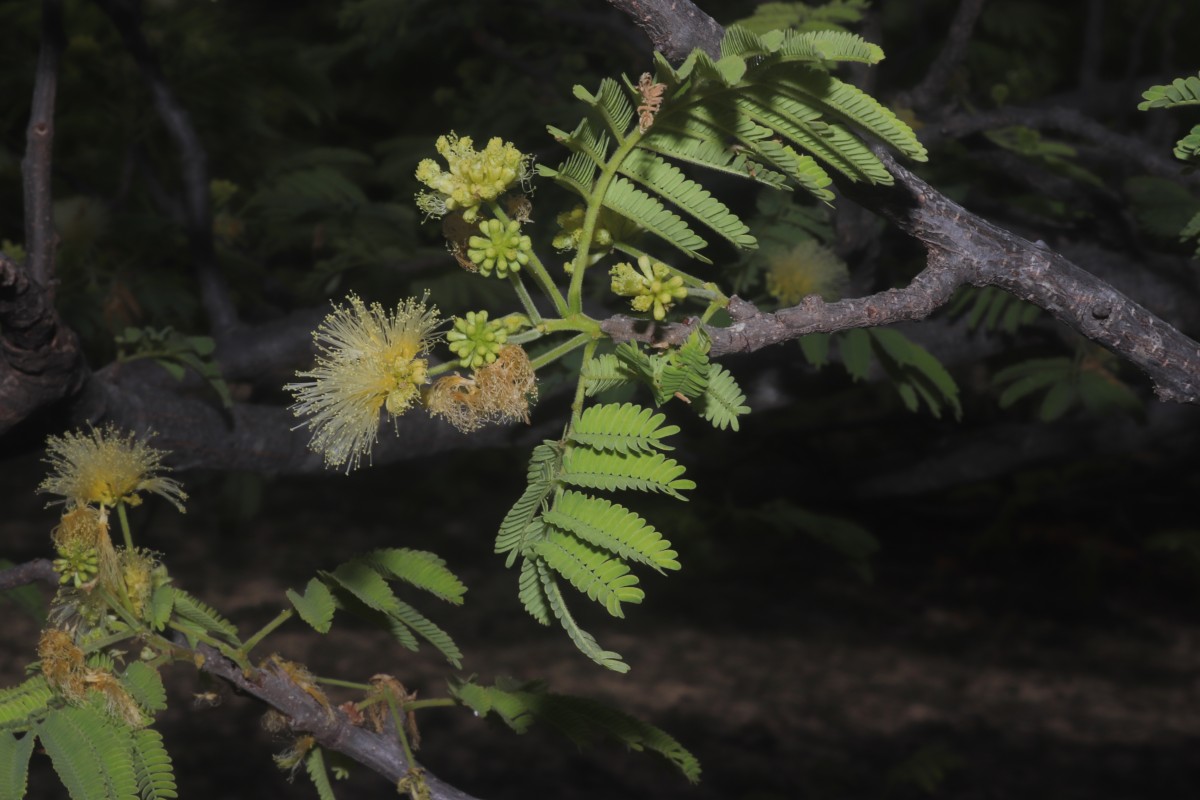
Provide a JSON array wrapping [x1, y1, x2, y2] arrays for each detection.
[[602, 0, 723, 61], [21, 0, 65, 292], [0, 559, 58, 592], [93, 0, 239, 333], [892, 0, 988, 112], [925, 106, 1200, 188], [197, 645, 483, 800], [0, 254, 86, 436]]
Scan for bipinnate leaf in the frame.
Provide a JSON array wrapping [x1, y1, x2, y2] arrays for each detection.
[[364, 548, 467, 605], [569, 403, 679, 454], [287, 578, 337, 634], [536, 562, 628, 673], [130, 728, 177, 800], [0, 731, 36, 800], [543, 491, 680, 572]]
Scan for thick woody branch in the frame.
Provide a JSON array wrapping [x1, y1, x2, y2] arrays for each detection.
[[94, 0, 238, 333], [893, 0, 988, 112], [0, 559, 58, 592], [198, 646, 482, 800], [604, 152, 1200, 404], [602, 0, 722, 61], [0, 255, 86, 435], [22, 0, 65, 291]]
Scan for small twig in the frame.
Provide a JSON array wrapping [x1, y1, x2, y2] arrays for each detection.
[[93, 0, 239, 333], [0, 559, 58, 592], [925, 106, 1200, 188], [21, 0, 65, 292], [197, 646, 482, 800], [602, 0, 723, 61], [893, 0, 988, 112]]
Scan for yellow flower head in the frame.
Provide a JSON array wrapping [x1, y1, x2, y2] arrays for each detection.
[[415, 133, 530, 222], [39, 425, 186, 512], [426, 345, 537, 433], [610, 255, 688, 321], [286, 293, 441, 471], [764, 240, 850, 305]]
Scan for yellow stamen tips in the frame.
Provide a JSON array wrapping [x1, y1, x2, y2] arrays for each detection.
[[39, 425, 187, 513], [426, 345, 538, 433], [286, 293, 441, 472], [610, 255, 687, 321], [764, 240, 850, 305], [415, 133, 531, 223]]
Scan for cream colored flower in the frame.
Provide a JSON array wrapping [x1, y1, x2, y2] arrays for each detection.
[[39, 425, 186, 512], [764, 240, 850, 305], [415, 133, 531, 222], [287, 293, 440, 471]]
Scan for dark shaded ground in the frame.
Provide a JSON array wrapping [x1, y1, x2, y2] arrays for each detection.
[[3, 404, 1200, 799]]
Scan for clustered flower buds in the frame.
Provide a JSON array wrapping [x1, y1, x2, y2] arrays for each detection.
[[467, 218, 531, 278], [415, 133, 531, 223], [609, 254, 688, 321], [447, 310, 528, 369]]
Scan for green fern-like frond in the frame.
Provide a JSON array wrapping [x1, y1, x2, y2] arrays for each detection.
[[386, 617, 420, 652], [38, 705, 138, 800], [364, 548, 467, 605], [614, 338, 710, 406], [304, 747, 337, 800], [130, 728, 177, 800], [560, 448, 695, 500], [534, 529, 643, 618], [325, 561, 399, 615], [618, 149, 756, 248], [0, 677, 53, 732], [535, 561, 628, 673], [495, 443, 560, 566], [287, 578, 337, 634], [575, 78, 636, 139], [518, 556, 552, 626], [602, 176, 709, 260], [569, 403, 679, 454], [543, 490, 680, 572], [391, 599, 463, 668], [170, 589, 239, 642], [698, 363, 751, 431], [537, 150, 598, 199], [119, 663, 166, 715], [735, 0, 870, 36], [1138, 72, 1200, 109], [0, 731, 36, 800], [447, 678, 700, 783], [582, 353, 637, 396], [147, 586, 173, 633]]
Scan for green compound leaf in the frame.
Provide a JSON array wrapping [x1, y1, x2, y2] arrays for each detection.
[[37, 705, 138, 800], [574, 78, 635, 139], [0, 677, 53, 733], [364, 548, 467, 605], [569, 402, 680, 454], [601, 176, 709, 261], [517, 556, 552, 626], [287, 578, 337, 634], [0, 731, 36, 800], [390, 598, 463, 668], [582, 353, 637, 396], [697, 363, 750, 431], [496, 443, 560, 567], [120, 662, 167, 715], [535, 561, 628, 673], [534, 529, 643, 618], [147, 585, 173, 633], [869, 328, 962, 420], [839, 328, 872, 380], [130, 728, 177, 800], [560, 448, 695, 500], [304, 747, 337, 800], [543, 491, 680, 573], [448, 677, 700, 783], [170, 589, 239, 642], [1138, 72, 1200, 110], [325, 562, 400, 615]]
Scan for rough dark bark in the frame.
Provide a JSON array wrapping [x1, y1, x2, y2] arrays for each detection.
[[603, 0, 723, 61], [0, 559, 58, 592]]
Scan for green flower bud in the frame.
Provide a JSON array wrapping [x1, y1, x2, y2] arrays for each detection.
[[467, 219, 532, 278], [446, 310, 510, 369]]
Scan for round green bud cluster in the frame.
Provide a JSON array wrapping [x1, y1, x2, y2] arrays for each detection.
[[415, 133, 531, 223], [610, 254, 688, 321], [53, 541, 99, 587], [552, 206, 615, 252], [467, 219, 531, 278], [446, 310, 511, 369]]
